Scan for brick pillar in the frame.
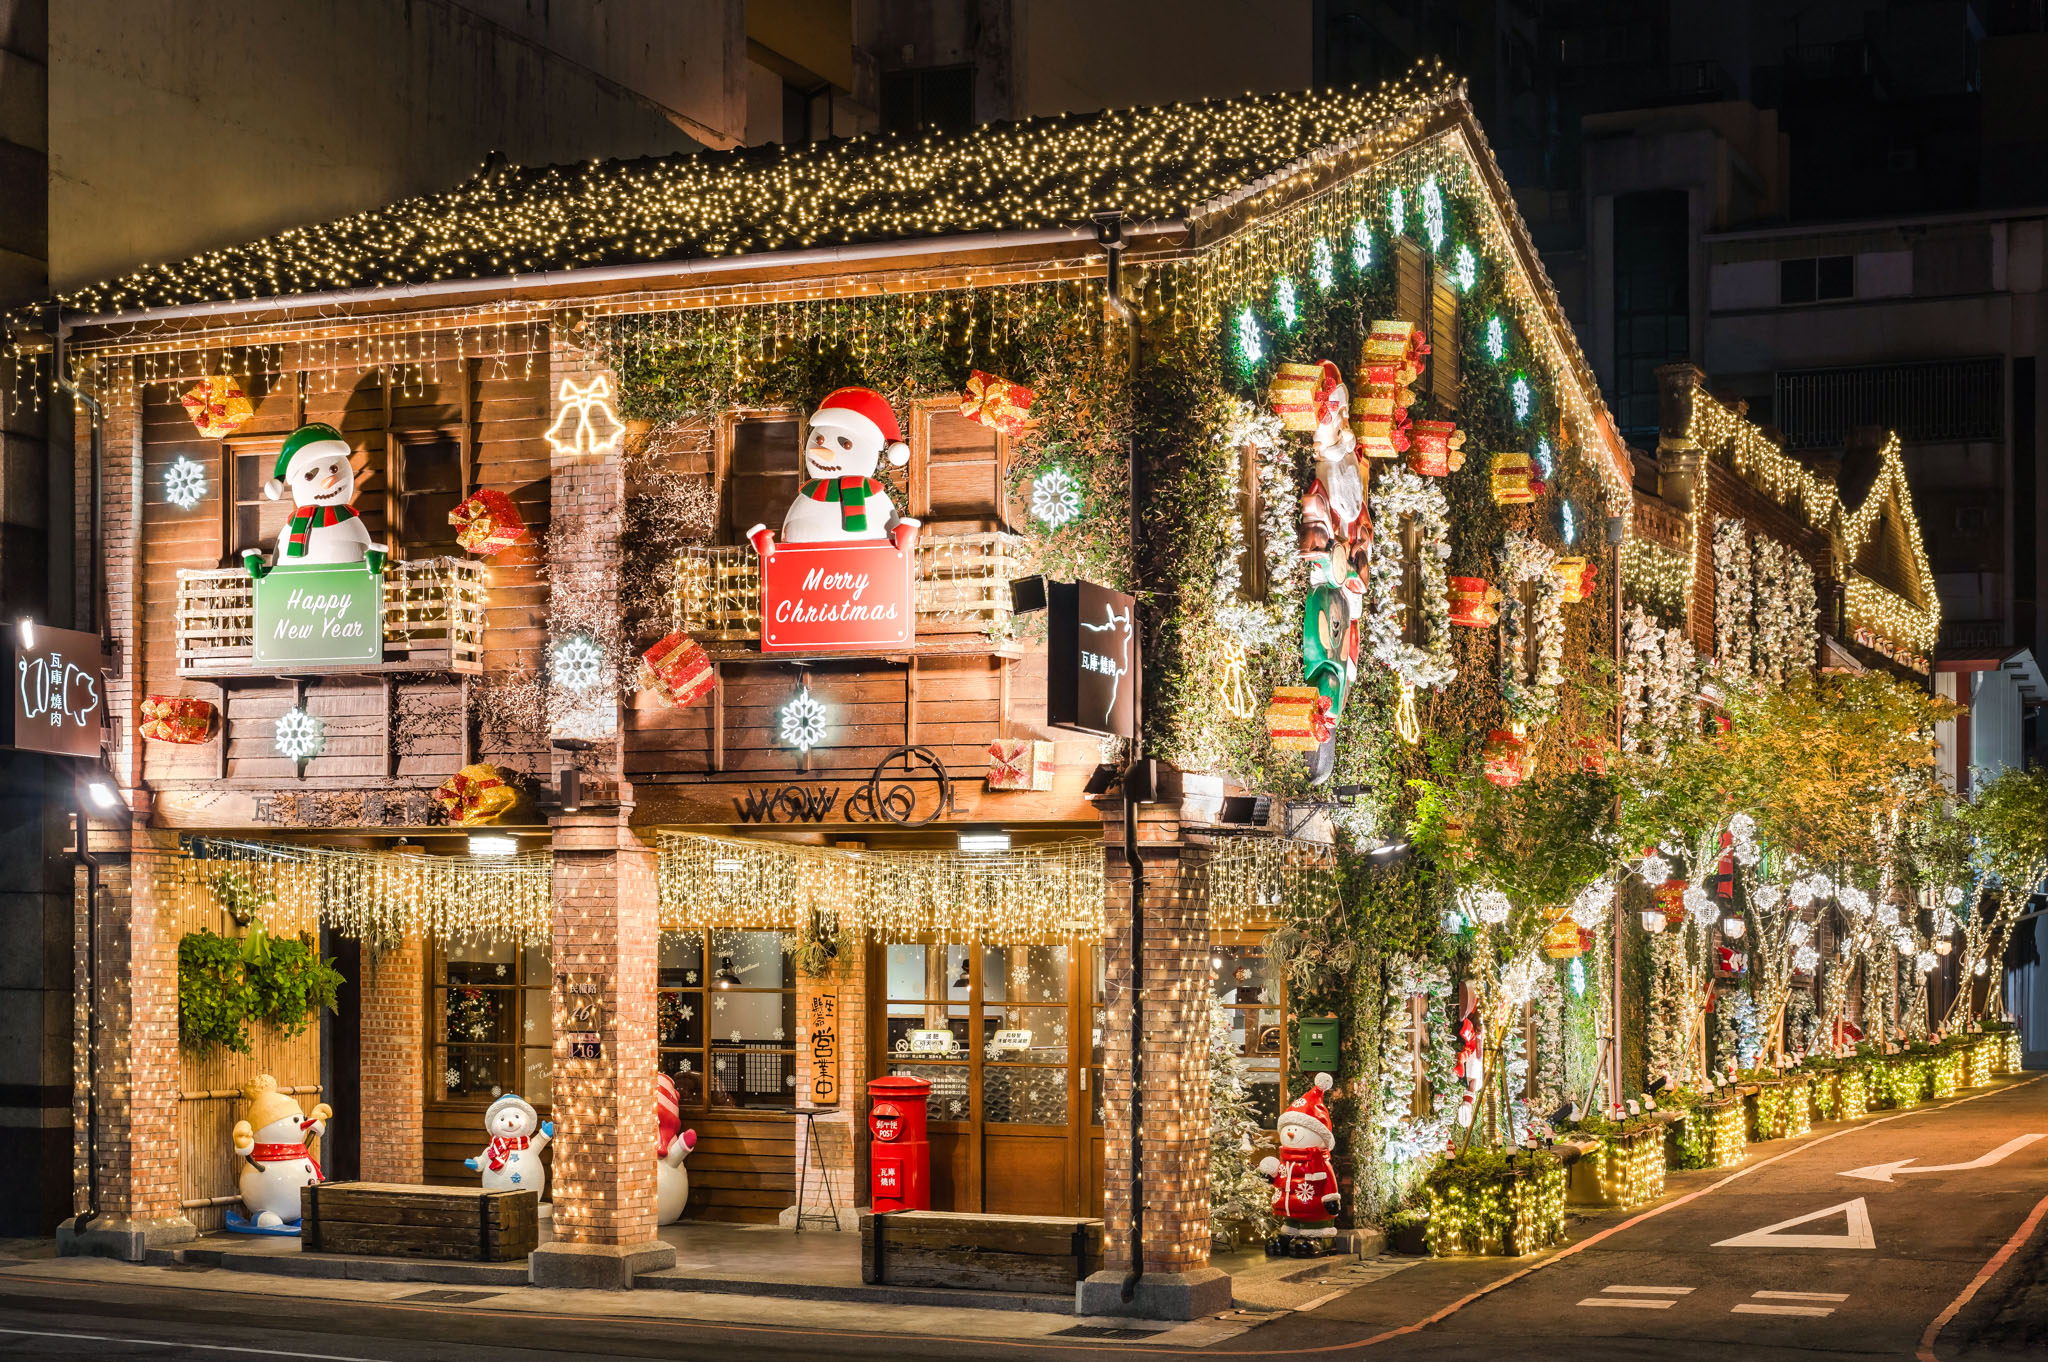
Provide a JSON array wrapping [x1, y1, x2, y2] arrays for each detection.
[[1080, 800, 1231, 1320], [529, 810, 674, 1287], [60, 828, 195, 1259], [357, 939, 425, 1183]]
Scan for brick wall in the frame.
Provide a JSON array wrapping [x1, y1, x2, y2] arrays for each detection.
[[1098, 801, 1213, 1276], [357, 939, 424, 1183]]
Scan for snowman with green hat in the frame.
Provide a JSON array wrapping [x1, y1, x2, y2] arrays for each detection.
[[240, 422, 386, 578]]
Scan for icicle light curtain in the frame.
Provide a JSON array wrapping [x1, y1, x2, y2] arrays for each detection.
[[657, 833, 1106, 944], [1207, 835, 1341, 931]]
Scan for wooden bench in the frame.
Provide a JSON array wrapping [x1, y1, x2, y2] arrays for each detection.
[[301, 1182, 539, 1261], [861, 1211, 1102, 1295]]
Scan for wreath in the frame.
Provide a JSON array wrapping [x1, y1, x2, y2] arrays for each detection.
[[1497, 531, 1565, 725], [1366, 467, 1456, 691]]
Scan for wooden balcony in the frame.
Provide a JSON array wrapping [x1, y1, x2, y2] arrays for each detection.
[[673, 532, 1026, 659], [175, 557, 487, 678]]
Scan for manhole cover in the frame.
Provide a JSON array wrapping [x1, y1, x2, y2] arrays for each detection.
[[397, 1289, 501, 1304], [1052, 1325, 1156, 1339]]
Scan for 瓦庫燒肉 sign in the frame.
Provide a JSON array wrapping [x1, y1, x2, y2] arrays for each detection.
[[253, 564, 383, 666], [8, 623, 107, 758], [754, 532, 918, 653]]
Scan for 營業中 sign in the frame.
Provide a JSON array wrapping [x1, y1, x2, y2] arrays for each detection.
[[1047, 580, 1137, 738], [808, 992, 840, 1106], [9, 623, 107, 759], [757, 539, 915, 653], [253, 563, 383, 666]]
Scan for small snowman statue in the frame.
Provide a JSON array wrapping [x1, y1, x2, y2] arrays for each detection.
[[1257, 1072, 1342, 1257], [240, 422, 387, 578], [747, 387, 920, 551], [655, 1073, 699, 1225], [228, 1073, 332, 1233], [466, 1093, 553, 1196]]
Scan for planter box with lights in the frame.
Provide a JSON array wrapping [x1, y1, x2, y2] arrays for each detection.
[[174, 558, 485, 677]]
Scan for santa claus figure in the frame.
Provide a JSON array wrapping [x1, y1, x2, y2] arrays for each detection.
[[1258, 1072, 1342, 1256], [1298, 362, 1368, 783], [749, 387, 920, 548]]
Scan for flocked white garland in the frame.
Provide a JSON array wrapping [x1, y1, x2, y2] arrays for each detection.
[[1212, 399, 1300, 653], [1497, 531, 1565, 725], [1712, 517, 1753, 677], [1711, 518, 1819, 686], [1366, 467, 1456, 690], [1621, 604, 1697, 757]]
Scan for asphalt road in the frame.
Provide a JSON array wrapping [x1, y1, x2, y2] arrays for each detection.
[[0, 1075, 2043, 1361]]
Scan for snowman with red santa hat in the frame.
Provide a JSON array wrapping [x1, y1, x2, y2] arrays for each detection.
[[748, 387, 921, 550], [1257, 1072, 1343, 1256]]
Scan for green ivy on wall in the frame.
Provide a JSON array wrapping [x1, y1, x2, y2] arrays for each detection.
[[177, 923, 343, 1056]]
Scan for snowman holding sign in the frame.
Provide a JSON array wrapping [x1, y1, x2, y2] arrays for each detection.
[[747, 388, 920, 551], [241, 422, 387, 578]]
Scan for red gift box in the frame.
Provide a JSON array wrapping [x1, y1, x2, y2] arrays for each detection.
[[986, 737, 1055, 791], [140, 694, 216, 744], [638, 632, 716, 709], [450, 488, 529, 557]]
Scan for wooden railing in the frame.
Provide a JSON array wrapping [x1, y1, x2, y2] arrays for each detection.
[[674, 532, 1026, 651], [175, 556, 488, 677]]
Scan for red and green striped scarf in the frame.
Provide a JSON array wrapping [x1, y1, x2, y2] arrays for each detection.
[[286, 503, 359, 557], [799, 477, 883, 533]]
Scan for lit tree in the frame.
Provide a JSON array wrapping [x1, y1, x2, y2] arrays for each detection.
[[1207, 995, 1278, 1247], [1960, 766, 2048, 1022]]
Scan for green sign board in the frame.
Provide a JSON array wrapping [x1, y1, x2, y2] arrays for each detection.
[[253, 563, 384, 666]]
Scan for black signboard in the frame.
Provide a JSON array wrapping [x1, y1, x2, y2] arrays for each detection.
[[1046, 580, 1137, 738], [7, 623, 108, 759]]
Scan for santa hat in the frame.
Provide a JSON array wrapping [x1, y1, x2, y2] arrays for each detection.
[[657, 1073, 682, 1158], [264, 422, 352, 501], [238, 1073, 303, 1132], [1276, 1072, 1336, 1148], [485, 1093, 538, 1133], [809, 387, 910, 467]]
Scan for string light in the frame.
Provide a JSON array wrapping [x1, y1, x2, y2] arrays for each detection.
[[1207, 836, 1339, 931], [1593, 1129, 1666, 1208], [164, 456, 208, 510], [1426, 1156, 1565, 1255]]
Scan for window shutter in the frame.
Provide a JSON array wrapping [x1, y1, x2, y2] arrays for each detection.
[[722, 417, 802, 542], [1431, 274, 1460, 410]]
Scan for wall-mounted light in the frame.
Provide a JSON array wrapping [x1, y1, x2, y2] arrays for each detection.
[[17, 618, 34, 650], [958, 831, 1011, 854], [85, 780, 119, 811], [468, 834, 517, 856]]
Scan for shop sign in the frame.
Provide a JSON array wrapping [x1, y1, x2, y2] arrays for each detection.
[[560, 971, 607, 1045], [989, 1029, 1033, 1054], [253, 564, 383, 666], [8, 623, 107, 759], [1046, 580, 1137, 738], [905, 1029, 956, 1057], [808, 992, 840, 1106], [758, 539, 914, 653]]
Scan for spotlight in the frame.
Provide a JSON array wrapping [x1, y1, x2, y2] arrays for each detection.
[[1008, 575, 1048, 615], [468, 834, 517, 856], [1369, 841, 1410, 857], [85, 780, 119, 811], [1641, 909, 1668, 934], [1219, 794, 1272, 826], [1083, 763, 1121, 796], [16, 618, 34, 650], [716, 955, 741, 989]]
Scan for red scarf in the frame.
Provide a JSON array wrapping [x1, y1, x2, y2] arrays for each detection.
[[486, 1134, 530, 1171], [249, 1142, 324, 1182], [286, 502, 360, 557], [799, 477, 882, 532]]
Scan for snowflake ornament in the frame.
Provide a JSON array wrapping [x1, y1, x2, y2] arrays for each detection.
[[1389, 186, 1406, 235], [1350, 220, 1373, 269], [1419, 176, 1446, 250], [1451, 243, 1477, 291], [1311, 238, 1336, 290], [1029, 466, 1082, 529], [1274, 277, 1299, 327], [274, 706, 325, 762], [729, 1030, 741, 1043], [164, 456, 208, 510], [1235, 307, 1263, 367], [1511, 376, 1534, 421], [551, 634, 604, 692], [1485, 315, 1507, 361], [778, 691, 828, 752], [444, 1068, 460, 1089], [772, 1026, 785, 1041]]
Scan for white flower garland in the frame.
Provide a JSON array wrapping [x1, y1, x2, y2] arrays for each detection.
[[1621, 605, 1697, 757], [1212, 400, 1299, 654], [1712, 517, 1753, 677], [1497, 531, 1565, 725], [1366, 468, 1456, 690], [1711, 518, 1819, 686]]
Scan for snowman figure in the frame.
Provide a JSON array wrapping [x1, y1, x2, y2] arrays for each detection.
[[1257, 1072, 1342, 1257], [654, 1072, 699, 1225], [229, 1073, 332, 1233], [465, 1093, 553, 1196], [240, 422, 387, 578], [747, 387, 920, 550]]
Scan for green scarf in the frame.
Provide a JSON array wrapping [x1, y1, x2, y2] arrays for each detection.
[[799, 477, 883, 533]]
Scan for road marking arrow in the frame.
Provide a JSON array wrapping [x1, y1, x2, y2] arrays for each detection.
[[1840, 1133, 2045, 1183], [1714, 1198, 1876, 1250]]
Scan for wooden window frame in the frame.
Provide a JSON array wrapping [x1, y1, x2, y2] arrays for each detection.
[[1211, 930, 1290, 1134], [425, 938, 553, 1113], [658, 927, 800, 1113]]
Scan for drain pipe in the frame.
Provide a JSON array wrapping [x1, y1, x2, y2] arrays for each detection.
[[1094, 212, 1149, 1305], [71, 790, 100, 1234]]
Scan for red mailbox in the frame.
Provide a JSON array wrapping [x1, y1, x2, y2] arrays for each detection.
[[867, 1074, 931, 1213]]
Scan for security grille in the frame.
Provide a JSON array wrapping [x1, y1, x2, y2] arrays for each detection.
[[1776, 358, 2002, 448]]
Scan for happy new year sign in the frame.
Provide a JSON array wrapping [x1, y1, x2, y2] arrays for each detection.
[[253, 563, 384, 666], [758, 540, 915, 653]]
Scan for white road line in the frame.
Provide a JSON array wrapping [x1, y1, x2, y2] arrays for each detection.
[[1578, 1297, 1676, 1309], [1733, 1303, 1836, 1317], [0, 1327, 383, 1360], [1603, 1285, 1695, 1295], [1295, 1289, 1347, 1312], [1754, 1290, 1849, 1302]]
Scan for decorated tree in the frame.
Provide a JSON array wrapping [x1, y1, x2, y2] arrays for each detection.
[[1960, 766, 2048, 1021], [1207, 995, 1280, 1247]]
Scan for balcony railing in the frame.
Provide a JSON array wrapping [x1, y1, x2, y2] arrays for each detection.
[[175, 556, 487, 677], [674, 532, 1026, 653]]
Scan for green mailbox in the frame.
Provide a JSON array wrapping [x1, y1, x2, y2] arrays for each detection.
[[1297, 1015, 1341, 1069]]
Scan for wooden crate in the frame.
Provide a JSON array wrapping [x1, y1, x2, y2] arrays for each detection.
[[302, 1181, 538, 1261], [860, 1210, 1102, 1295]]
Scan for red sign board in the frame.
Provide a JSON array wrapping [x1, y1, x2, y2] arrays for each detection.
[[757, 537, 917, 653]]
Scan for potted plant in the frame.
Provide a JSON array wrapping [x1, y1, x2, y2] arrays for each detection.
[[1384, 1206, 1429, 1256]]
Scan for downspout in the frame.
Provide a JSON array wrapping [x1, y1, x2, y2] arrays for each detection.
[[1095, 212, 1146, 1305], [1609, 510, 1626, 1111]]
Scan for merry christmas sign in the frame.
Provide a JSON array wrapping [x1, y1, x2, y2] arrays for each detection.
[[755, 535, 917, 653], [253, 563, 383, 667]]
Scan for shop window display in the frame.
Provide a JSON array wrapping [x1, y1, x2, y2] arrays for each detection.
[[660, 929, 798, 1108], [433, 941, 552, 1105]]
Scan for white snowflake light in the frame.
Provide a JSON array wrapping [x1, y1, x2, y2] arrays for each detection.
[[1532, 434, 1552, 477], [1682, 884, 1710, 919], [1389, 185, 1406, 235], [1274, 277, 1299, 326], [1636, 853, 1671, 886], [444, 1067, 460, 1089], [1568, 958, 1586, 996], [1485, 315, 1506, 361], [1458, 885, 1512, 926], [1419, 176, 1445, 250], [1500, 952, 1543, 1007], [1975, 959, 1989, 977], [1235, 307, 1262, 366], [1789, 921, 1812, 947], [1351, 220, 1373, 269], [778, 691, 828, 752], [1917, 950, 1938, 973], [1311, 238, 1335, 290], [1895, 930, 1916, 955], [274, 706, 325, 762], [1561, 501, 1577, 545], [1569, 880, 1615, 930], [1029, 466, 1082, 529], [1511, 376, 1534, 421], [551, 634, 604, 692], [1794, 945, 1820, 974], [1945, 886, 1965, 907], [164, 456, 208, 510], [1451, 243, 1477, 291]]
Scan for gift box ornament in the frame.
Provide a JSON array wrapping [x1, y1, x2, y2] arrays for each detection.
[[1449, 576, 1502, 628], [1483, 728, 1535, 787], [435, 764, 519, 826], [1407, 419, 1466, 477], [1490, 451, 1544, 505], [1265, 685, 1335, 751], [1656, 879, 1690, 928], [1266, 361, 1324, 431], [181, 374, 253, 438], [1553, 555, 1597, 604], [140, 694, 216, 744], [1571, 734, 1611, 775], [449, 488, 529, 557], [986, 737, 1055, 791], [1544, 919, 1594, 959], [960, 369, 1035, 437], [637, 632, 715, 709], [1353, 321, 1429, 457]]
